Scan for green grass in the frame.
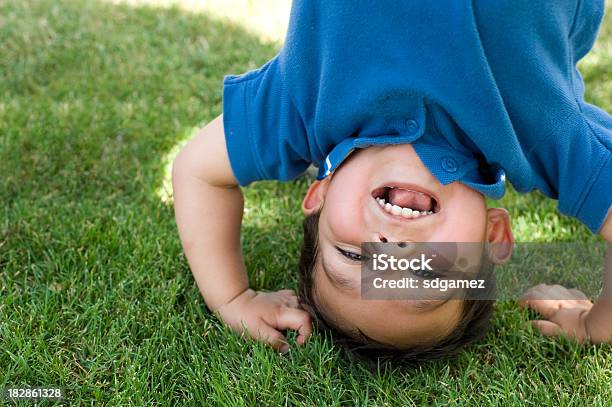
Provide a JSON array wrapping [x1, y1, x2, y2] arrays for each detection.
[[1, 0, 611, 405]]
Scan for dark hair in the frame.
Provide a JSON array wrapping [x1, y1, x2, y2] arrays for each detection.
[[298, 210, 495, 365]]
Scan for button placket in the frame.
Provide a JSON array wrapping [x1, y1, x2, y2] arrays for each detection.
[[441, 156, 459, 173], [403, 118, 420, 135]]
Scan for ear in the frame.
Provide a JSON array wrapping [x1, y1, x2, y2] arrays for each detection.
[[485, 208, 514, 264], [302, 178, 330, 214]]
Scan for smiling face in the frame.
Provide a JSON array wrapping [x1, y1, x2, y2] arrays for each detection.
[[301, 144, 513, 348]]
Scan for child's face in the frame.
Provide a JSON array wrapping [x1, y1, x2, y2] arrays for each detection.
[[302, 144, 512, 347]]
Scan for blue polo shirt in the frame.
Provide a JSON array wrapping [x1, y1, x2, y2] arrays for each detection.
[[222, 0, 612, 233]]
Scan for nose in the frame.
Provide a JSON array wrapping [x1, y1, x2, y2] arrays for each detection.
[[374, 232, 404, 243], [375, 232, 409, 243]]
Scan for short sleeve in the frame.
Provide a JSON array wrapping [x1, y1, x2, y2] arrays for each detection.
[[569, 0, 605, 63], [570, 104, 612, 233], [565, 0, 610, 232], [548, 108, 612, 233], [222, 55, 311, 186]]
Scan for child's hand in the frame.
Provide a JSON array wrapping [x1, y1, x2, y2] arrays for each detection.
[[216, 289, 313, 353], [519, 284, 592, 343]]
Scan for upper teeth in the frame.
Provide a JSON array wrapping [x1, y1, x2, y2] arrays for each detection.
[[376, 198, 434, 218]]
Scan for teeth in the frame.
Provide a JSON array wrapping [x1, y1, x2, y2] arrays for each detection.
[[391, 205, 402, 215], [375, 198, 436, 218]]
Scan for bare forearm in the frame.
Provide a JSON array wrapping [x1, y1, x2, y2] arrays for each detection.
[[587, 210, 612, 343], [169, 115, 314, 350], [585, 242, 612, 343], [173, 169, 248, 311]]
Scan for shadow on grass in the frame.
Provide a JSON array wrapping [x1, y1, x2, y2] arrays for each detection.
[[0, 0, 308, 402], [0, 0, 280, 203], [0, 0, 303, 281]]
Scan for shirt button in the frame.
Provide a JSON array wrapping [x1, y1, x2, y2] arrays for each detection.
[[441, 156, 458, 173], [403, 119, 420, 135]]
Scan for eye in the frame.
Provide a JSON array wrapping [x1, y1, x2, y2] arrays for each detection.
[[412, 269, 442, 279], [336, 246, 363, 262]]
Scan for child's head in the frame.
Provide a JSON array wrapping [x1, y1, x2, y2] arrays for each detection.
[[298, 144, 514, 363]]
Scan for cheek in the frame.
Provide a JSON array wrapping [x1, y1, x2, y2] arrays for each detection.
[[431, 223, 485, 243], [434, 185, 487, 242], [323, 182, 367, 243]]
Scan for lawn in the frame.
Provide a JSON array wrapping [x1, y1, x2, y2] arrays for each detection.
[[1, 0, 611, 405]]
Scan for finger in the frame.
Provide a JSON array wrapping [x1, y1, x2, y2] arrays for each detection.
[[278, 289, 296, 297], [519, 287, 542, 307], [568, 289, 588, 300], [277, 307, 313, 345], [519, 299, 560, 319], [517, 297, 529, 309], [518, 293, 539, 309], [284, 295, 299, 308], [530, 320, 562, 337], [550, 285, 574, 300], [254, 323, 289, 353], [520, 284, 549, 300], [524, 283, 548, 294]]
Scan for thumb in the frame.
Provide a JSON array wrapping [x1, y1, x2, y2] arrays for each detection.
[[276, 307, 313, 345], [530, 320, 562, 337], [253, 322, 289, 353]]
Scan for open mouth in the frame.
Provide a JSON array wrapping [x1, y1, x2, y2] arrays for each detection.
[[371, 185, 440, 219]]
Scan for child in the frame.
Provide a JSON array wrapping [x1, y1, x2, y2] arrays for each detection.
[[172, 0, 612, 360]]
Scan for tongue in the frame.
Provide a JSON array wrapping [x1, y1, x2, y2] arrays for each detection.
[[388, 188, 433, 211]]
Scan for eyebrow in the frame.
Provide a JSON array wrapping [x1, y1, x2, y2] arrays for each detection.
[[320, 253, 359, 291]]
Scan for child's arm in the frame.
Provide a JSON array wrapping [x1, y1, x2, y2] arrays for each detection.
[[172, 114, 312, 352], [520, 210, 612, 344]]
